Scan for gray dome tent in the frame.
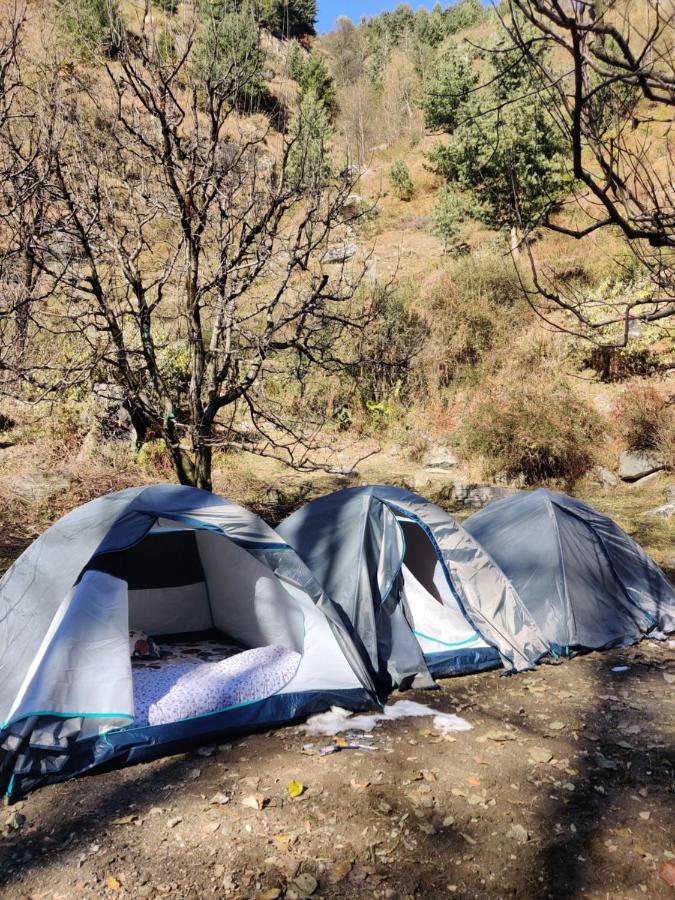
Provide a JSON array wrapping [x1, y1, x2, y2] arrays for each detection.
[[463, 488, 675, 656], [0, 485, 376, 799], [278, 485, 550, 691]]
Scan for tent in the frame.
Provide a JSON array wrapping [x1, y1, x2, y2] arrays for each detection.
[[278, 485, 551, 691], [463, 488, 675, 656], [0, 485, 377, 799]]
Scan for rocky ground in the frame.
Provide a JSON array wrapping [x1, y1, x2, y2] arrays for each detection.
[[1, 638, 673, 900]]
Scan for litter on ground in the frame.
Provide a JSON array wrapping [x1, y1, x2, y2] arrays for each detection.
[[300, 700, 473, 736]]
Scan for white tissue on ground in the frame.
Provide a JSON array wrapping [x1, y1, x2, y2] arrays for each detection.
[[300, 699, 472, 736]]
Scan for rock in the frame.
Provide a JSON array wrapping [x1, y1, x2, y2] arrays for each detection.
[[322, 242, 357, 264], [644, 502, 675, 519], [666, 484, 675, 503], [293, 873, 318, 897], [618, 450, 665, 482], [166, 817, 182, 828], [423, 448, 458, 471], [529, 747, 553, 764], [548, 721, 565, 731], [341, 194, 364, 221], [5, 471, 73, 503], [507, 823, 529, 843], [78, 383, 138, 462], [594, 466, 618, 487], [660, 862, 675, 887], [447, 482, 518, 510]]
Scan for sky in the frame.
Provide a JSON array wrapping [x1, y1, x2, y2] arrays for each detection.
[[315, 0, 489, 36], [316, 0, 427, 33]]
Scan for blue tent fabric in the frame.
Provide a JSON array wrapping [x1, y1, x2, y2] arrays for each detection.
[[0, 485, 377, 799], [278, 485, 550, 688], [463, 488, 675, 654]]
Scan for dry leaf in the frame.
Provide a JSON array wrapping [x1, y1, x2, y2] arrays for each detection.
[[242, 794, 265, 811], [106, 876, 121, 891], [327, 860, 352, 883], [111, 815, 136, 826]]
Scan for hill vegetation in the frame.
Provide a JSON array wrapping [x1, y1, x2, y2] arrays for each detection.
[[0, 0, 672, 498]]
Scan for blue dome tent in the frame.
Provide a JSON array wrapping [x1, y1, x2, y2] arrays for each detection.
[[0, 485, 377, 799], [278, 485, 550, 690], [463, 488, 675, 657]]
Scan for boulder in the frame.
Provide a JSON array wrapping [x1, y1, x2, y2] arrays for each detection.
[[78, 383, 137, 462], [644, 502, 675, 520], [449, 482, 517, 509], [618, 450, 665, 482], [322, 242, 357, 265], [5, 472, 73, 504], [423, 448, 458, 471], [594, 466, 618, 488]]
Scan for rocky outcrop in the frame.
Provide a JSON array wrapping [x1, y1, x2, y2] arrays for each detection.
[[78, 384, 138, 462], [618, 450, 666, 482], [594, 466, 618, 487], [4, 472, 73, 503], [423, 447, 458, 471], [322, 242, 358, 264]]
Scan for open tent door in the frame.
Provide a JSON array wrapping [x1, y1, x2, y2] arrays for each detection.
[[395, 516, 502, 676]]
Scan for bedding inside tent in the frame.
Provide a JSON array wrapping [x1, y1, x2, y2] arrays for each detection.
[[89, 523, 304, 727]]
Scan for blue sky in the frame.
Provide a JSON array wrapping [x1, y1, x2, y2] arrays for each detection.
[[316, 0, 489, 35], [317, 0, 428, 33]]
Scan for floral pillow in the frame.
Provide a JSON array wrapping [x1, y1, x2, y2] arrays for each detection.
[[129, 628, 161, 660]]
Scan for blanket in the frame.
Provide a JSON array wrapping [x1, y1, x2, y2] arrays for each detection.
[[132, 645, 301, 727]]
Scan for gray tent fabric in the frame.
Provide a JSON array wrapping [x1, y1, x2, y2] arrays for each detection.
[[463, 488, 675, 653], [278, 485, 550, 688], [0, 485, 376, 799]]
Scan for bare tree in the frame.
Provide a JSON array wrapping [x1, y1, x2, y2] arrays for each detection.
[[498, 0, 675, 348], [1, 8, 376, 489]]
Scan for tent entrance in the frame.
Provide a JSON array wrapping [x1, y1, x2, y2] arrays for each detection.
[[396, 519, 489, 655], [89, 522, 304, 729]]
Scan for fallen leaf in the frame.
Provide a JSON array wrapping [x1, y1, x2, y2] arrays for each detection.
[[487, 730, 516, 742], [260, 890, 281, 900], [350, 778, 370, 792], [422, 770, 437, 783], [111, 815, 136, 826], [288, 780, 305, 799], [660, 862, 675, 887], [210, 792, 229, 805], [327, 860, 352, 883], [167, 817, 182, 829], [242, 794, 265, 811], [106, 876, 121, 891]]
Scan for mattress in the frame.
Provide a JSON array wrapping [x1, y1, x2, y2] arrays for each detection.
[[131, 644, 301, 727]]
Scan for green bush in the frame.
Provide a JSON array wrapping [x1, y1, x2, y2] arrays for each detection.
[[154, 0, 179, 13], [459, 375, 602, 484], [390, 158, 414, 201], [56, 0, 122, 55]]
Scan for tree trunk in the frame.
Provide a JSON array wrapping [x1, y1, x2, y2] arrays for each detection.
[[510, 225, 520, 257]]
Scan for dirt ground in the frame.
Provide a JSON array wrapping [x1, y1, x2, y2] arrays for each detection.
[[1, 637, 673, 900]]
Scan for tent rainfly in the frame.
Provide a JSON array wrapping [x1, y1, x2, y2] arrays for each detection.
[[278, 485, 553, 691], [463, 488, 675, 656], [0, 485, 377, 799]]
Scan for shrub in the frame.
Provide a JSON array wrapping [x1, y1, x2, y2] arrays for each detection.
[[56, 0, 122, 55], [459, 375, 602, 484], [154, 0, 179, 12], [614, 383, 675, 465], [390, 158, 414, 201]]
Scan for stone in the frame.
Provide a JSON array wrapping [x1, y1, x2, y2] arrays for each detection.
[[644, 502, 675, 519], [529, 747, 553, 764], [594, 466, 618, 487], [618, 450, 665, 482], [665, 484, 675, 503], [78, 383, 138, 462], [322, 242, 357, 264], [5, 471, 73, 503], [341, 194, 364, 221], [448, 482, 518, 510], [423, 448, 458, 471], [507, 824, 529, 843]]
